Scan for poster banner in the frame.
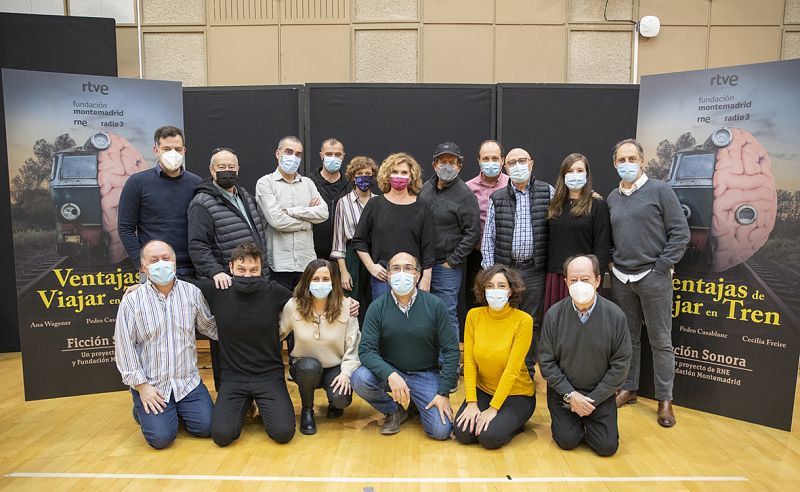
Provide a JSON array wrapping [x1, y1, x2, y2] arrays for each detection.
[[636, 59, 800, 430], [2, 68, 183, 400]]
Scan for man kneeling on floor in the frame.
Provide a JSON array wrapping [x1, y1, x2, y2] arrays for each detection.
[[198, 242, 296, 447], [352, 252, 460, 440], [114, 240, 218, 449], [539, 254, 631, 456]]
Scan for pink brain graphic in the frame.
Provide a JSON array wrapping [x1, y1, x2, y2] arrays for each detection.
[[97, 133, 149, 264], [710, 128, 777, 272]]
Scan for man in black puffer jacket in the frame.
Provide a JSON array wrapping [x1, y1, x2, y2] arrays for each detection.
[[188, 147, 270, 389], [188, 148, 269, 283]]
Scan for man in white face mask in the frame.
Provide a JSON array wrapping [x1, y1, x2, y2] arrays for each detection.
[[118, 126, 202, 279], [480, 147, 555, 376], [255, 135, 328, 292], [539, 255, 631, 457], [352, 252, 460, 439], [114, 240, 218, 449]]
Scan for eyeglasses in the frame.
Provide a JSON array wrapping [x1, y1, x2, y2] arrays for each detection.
[[282, 149, 303, 158], [506, 157, 530, 166], [389, 264, 417, 274]]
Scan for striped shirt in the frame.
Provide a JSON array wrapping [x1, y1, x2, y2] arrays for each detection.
[[114, 279, 217, 403], [331, 189, 372, 259]]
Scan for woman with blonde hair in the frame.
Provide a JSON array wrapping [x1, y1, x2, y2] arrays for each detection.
[[280, 259, 361, 435], [544, 153, 610, 312], [352, 152, 434, 299]]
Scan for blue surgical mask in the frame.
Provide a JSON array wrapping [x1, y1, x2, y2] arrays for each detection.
[[480, 161, 501, 178], [323, 156, 342, 173], [389, 271, 415, 296], [148, 260, 175, 286], [617, 163, 640, 183], [509, 163, 531, 184], [280, 154, 301, 174], [564, 172, 587, 190], [485, 289, 509, 310], [309, 281, 333, 299]]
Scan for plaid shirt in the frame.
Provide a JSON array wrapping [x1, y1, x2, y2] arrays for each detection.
[[481, 183, 536, 267], [390, 289, 418, 318]]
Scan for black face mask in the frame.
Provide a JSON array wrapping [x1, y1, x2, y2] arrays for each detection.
[[232, 275, 263, 294], [216, 170, 238, 189]]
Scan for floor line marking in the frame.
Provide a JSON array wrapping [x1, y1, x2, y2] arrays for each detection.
[[5, 472, 748, 483]]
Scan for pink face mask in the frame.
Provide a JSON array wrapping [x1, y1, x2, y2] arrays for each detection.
[[389, 175, 410, 191]]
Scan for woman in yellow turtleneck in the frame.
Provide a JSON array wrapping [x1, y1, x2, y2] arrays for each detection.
[[454, 264, 536, 449]]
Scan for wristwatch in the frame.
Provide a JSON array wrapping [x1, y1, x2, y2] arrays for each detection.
[[562, 392, 573, 403]]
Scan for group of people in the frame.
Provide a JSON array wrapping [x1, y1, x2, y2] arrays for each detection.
[[114, 125, 690, 457]]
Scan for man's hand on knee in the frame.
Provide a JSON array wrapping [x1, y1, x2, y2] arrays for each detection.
[[135, 383, 166, 414]]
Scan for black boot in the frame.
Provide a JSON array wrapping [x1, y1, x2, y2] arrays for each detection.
[[300, 407, 317, 435], [326, 405, 344, 419]]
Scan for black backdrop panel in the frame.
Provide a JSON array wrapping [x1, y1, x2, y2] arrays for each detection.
[[183, 86, 303, 193], [307, 85, 495, 179], [499, 84, 639, 194], [0, 13, 117, 352]]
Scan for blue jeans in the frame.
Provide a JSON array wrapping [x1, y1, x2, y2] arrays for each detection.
[[430, 262, 463, 343], [131, 382, 213, 449], [371, 276, 391, 301], [351, 366, 453, 440]]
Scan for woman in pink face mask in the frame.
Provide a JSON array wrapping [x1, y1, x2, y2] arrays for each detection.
[[351, 152, 435, 300]]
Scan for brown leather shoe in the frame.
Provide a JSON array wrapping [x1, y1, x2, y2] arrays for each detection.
[[615, 390, 638, 408], [657, 400, 676, 427]]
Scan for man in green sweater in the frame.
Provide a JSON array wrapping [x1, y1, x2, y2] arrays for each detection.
[[352, 252, 460, 439], [540, 255, 631, 456]]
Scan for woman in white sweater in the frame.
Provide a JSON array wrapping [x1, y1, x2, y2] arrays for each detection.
[[280, 259, 361, 435]]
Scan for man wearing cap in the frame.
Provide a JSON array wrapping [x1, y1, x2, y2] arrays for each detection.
[[481, 147, 554, 370], [419, 142, 481, 361]]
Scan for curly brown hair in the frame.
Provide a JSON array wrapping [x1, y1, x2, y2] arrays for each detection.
[[472, 264, 525, 308], [376, 152, 423, 195], [345, 155, 378, 181]]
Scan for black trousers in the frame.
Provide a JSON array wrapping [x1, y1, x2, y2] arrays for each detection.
[[465, 249, 483, 311], [453, 387, 536, 450], [546, 387, 619, 457], [211, 377, 296, 447], [289, 357, 352, 410]]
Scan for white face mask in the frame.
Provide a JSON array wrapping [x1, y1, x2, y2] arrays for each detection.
[[564, 172, 587, 190], [568, 281, 596, 305], [160, 149, 184, 171], [485, 289, 510, 310]]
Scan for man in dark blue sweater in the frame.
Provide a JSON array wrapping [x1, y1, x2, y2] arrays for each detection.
[[118, 126, 202, 278]]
